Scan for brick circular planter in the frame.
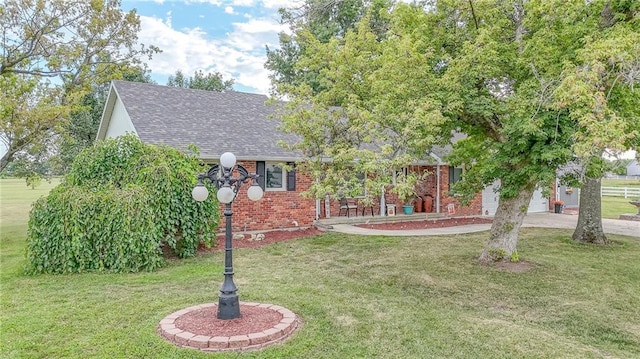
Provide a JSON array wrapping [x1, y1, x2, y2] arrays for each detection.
[[158, 302, 300, 352]]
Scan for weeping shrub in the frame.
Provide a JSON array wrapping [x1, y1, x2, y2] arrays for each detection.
[[26, 135, 219, 274]]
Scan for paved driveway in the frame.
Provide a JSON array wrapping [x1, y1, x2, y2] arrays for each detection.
[[522, 213, 639, 237], [328, 213, 639, 238]]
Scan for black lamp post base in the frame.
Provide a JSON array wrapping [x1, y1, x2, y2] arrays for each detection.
[[217, 295, 241, 319]]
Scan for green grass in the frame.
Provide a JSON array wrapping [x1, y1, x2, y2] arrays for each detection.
[[600, 178, 639, 218], [602, 196, 639, 219], [2, 179, 640, 358], [602, 178, 640, 188], [0, 178, 61, 227]]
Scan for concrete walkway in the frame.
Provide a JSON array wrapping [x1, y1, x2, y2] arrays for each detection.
[[328, 213, 639, 238]]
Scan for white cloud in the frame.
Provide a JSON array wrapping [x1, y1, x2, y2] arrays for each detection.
[[604, 150, 637, 160], [224, 6, 235, 14], [185, 0, 223, 5], [183, 0, 299, 6], [232, 19, 286, 34], [260, 0, 303, 9], [226, 19, 286, 51], [136, 14, 288, 94], [164, 11, 172, 28], [232, 0, 254, 6]]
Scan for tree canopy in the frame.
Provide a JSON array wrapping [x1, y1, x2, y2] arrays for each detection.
[[266, 0, 393, 96], [270, 0, 639, 263], [0, 0, 159, 172], [166, 70, 234, 91], [552, 1, 639, 243]]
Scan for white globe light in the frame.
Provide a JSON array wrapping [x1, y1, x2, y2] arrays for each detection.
[[247, 184, 264, 201], [217, 186, 236, 204], [192, 185, 209, 202], [219, 152, 236, 169]]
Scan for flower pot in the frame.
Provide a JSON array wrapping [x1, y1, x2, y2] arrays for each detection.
[[554, 204, 563, 214], [423, 195, 433, 213], [414, 197, 423, 213], [402, 205, 414, 215]]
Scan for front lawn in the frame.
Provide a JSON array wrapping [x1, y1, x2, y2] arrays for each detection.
[[1, 179, 639, 358], [602, 196, 639, 219]]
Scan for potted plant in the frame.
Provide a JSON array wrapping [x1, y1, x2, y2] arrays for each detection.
[[394, 173, 419, 215], [554, 200, 564, 214]]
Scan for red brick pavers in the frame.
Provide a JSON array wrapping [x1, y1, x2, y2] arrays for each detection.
[[158, 302, 301, 352]]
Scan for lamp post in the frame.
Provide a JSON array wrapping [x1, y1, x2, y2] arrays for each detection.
[[192, 152, 264, 319]]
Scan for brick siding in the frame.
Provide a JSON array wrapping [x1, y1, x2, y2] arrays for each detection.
[[216, 163, 484, 232], [215, 162, 315, 232]]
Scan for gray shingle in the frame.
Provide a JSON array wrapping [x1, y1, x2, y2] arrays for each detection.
[[112, 80, 300, 161], [111, 80, 456, 164]]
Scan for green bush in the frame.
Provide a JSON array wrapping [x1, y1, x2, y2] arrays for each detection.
[[26, 135, 219, 274]]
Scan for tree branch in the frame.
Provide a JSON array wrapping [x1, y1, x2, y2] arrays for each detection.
[[468, 0, 479, 30]]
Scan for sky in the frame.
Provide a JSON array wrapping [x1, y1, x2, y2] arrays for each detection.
[[120, 0, 302, 95]]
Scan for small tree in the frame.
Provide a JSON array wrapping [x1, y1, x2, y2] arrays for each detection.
[[25, 173, 42, 189], [26, 135, 218, 274]]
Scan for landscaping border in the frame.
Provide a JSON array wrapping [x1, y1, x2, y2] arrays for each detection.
[[158, 302, 300, 352]]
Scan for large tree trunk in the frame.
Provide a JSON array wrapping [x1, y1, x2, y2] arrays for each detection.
[[572, 176, 609, 244], [479, 186, 534, 264]]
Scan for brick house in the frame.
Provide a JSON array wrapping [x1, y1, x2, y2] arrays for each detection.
[[96, 81, 547, 232]]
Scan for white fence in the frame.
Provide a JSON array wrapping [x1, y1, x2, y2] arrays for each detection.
[[605, 175, 640, 180], [601, 186, 640, 198]]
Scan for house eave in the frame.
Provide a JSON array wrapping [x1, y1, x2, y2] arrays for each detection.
[[199, 154, 306, 163], [96, 83, 118, 140]]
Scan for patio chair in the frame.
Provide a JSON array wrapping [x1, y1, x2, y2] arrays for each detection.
[[339, 198, 358, 217], [360, 198, 375, 216]]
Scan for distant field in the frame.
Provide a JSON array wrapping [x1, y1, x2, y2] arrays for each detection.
[[0, 177, 61, 227], [602, 178, 640, 188]]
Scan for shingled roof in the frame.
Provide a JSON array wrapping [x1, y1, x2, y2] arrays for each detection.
[[97, 80, 457, 165], [97, 80, 301, 162]]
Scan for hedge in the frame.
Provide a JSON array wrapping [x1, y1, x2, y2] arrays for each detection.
[[26, 135, 219, 274]]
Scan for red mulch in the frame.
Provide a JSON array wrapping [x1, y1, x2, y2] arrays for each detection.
[[355, 216, 493, 230], [174, 305, 283, 337]]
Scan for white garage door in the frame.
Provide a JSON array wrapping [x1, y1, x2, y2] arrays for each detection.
[[482, 181, 548, 216], [528, 188, 549, 213]]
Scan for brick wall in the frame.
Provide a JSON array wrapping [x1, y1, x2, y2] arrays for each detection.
[[437, 164, 483, 216], [211, 161, 487, 232], [214, 162, 316, 232]]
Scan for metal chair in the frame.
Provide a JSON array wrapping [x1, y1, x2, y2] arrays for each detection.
[[339, 198, 358, 217]]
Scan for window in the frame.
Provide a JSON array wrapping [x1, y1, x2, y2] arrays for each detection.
[[256, 161, 296, 191], [448, 166, 463, 186], [266, 163, 285, 190], [392, 167, 409, 185]]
